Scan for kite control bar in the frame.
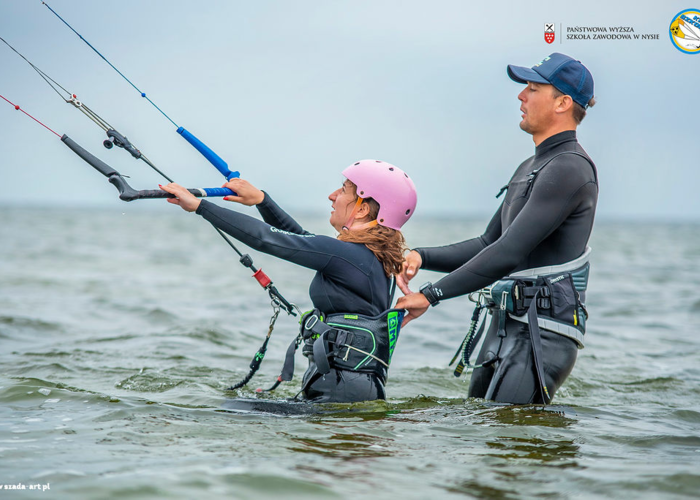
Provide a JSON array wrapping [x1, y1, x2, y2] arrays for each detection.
[[61, 134, 234, 201]]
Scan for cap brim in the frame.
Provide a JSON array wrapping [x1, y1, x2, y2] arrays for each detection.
[[507, 64, 550, 85]]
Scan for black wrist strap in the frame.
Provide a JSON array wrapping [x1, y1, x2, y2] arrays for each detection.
[[420, 282, 441, 307]]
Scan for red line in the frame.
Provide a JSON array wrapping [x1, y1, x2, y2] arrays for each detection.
[[0, 93, 62, 138]]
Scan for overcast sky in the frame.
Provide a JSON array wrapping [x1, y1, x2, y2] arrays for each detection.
[[0, 0, 697, 221]]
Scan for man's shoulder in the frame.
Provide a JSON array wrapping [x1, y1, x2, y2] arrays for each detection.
[[539, 150, 597, 186], [548, 137, 594, 164], [548, 149, 594, 168]]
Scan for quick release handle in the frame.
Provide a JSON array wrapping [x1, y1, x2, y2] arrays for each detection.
[[248, 263, 297, 316], [253, 269, 272, 288], [268, 285, 296, 316], [176, 127, 240, 180]]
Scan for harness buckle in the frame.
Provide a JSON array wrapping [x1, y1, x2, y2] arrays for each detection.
[[304, 314, 319, 331], [334, 330, 349, 347]]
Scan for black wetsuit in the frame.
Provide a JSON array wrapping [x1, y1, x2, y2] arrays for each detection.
[[196, 195, 393, 403], [416, 130, 598, 404]]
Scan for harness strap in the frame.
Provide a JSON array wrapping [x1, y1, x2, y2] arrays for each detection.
[[509, 313, 585, 348], [388, 275, 397, 305], [527, 151, 597, 190], [497, 293, 508, 338], [279, 309, 326, 382], [527, 290, 551, 404], [312, 328, 339, 375], [300, 366, 321, 397], [496, 151, 597, 199], [280, 335, 300, 382]]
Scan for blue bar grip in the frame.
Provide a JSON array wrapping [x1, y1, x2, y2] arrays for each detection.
[[203, 187, 235, 197], [176, 127, 240, 180]]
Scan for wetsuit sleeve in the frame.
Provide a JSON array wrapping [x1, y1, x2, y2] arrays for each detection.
[[432, 159, 597, 299], [255, 192, 311, 235], [196, 200, 356, 275], [414, 204, 503, 273]]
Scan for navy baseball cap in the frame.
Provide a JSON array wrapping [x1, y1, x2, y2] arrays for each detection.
[[507, 53, 594, 109]]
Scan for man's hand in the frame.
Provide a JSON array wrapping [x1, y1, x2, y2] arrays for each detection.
[[395, 292, 430, 327], [159, 183, 201, 212], [397, 250, 422, 295], [222, 179, 265, 206]]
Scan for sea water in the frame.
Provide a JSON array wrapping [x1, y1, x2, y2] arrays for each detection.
[[1, 205, 699, 499]]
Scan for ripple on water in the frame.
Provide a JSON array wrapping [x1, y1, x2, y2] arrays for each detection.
[[608, 376, 682, 393], [115, 370, 186, 393], [0, 315, 64, 339], [669, 409, 700, 423], [0, 379, 122, 410]]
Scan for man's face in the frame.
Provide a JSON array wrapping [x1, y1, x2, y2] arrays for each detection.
[[517, 82, 558, 136]]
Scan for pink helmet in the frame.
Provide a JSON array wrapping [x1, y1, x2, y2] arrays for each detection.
[[342, 159, 417, 230]]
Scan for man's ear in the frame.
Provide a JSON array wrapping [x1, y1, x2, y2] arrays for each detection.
[[555, 94, 574, 114]]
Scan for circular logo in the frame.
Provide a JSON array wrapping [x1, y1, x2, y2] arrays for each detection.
[[670, 9, 700, 54]]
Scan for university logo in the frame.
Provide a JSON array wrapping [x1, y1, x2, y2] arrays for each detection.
[[669, 9, 700, 54], [545, 23, 555, 44]]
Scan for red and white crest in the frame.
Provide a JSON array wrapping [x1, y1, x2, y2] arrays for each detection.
[[544, 23, 555, 44]]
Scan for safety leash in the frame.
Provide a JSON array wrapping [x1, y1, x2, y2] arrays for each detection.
[[228, 302, 281, 390], [449, 292, 495, 374]]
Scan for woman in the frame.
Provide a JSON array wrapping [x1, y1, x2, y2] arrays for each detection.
[[160, 160, 417, 403]]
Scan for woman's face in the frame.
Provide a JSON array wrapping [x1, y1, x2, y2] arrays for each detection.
[[328, 180, 358, 231]]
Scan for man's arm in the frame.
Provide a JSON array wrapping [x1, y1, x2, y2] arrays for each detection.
[[414, 204, 503, 273], [429, 160, 596, 299]]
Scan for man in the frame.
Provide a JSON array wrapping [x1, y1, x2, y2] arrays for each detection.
[[396, 53, 598, 404]]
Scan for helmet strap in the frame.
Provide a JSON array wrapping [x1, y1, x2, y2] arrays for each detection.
[[342, 197, 377, 231], [349, 220, 379, 231]]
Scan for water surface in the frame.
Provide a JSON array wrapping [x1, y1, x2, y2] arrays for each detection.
[[1, 206, 699, 499]]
